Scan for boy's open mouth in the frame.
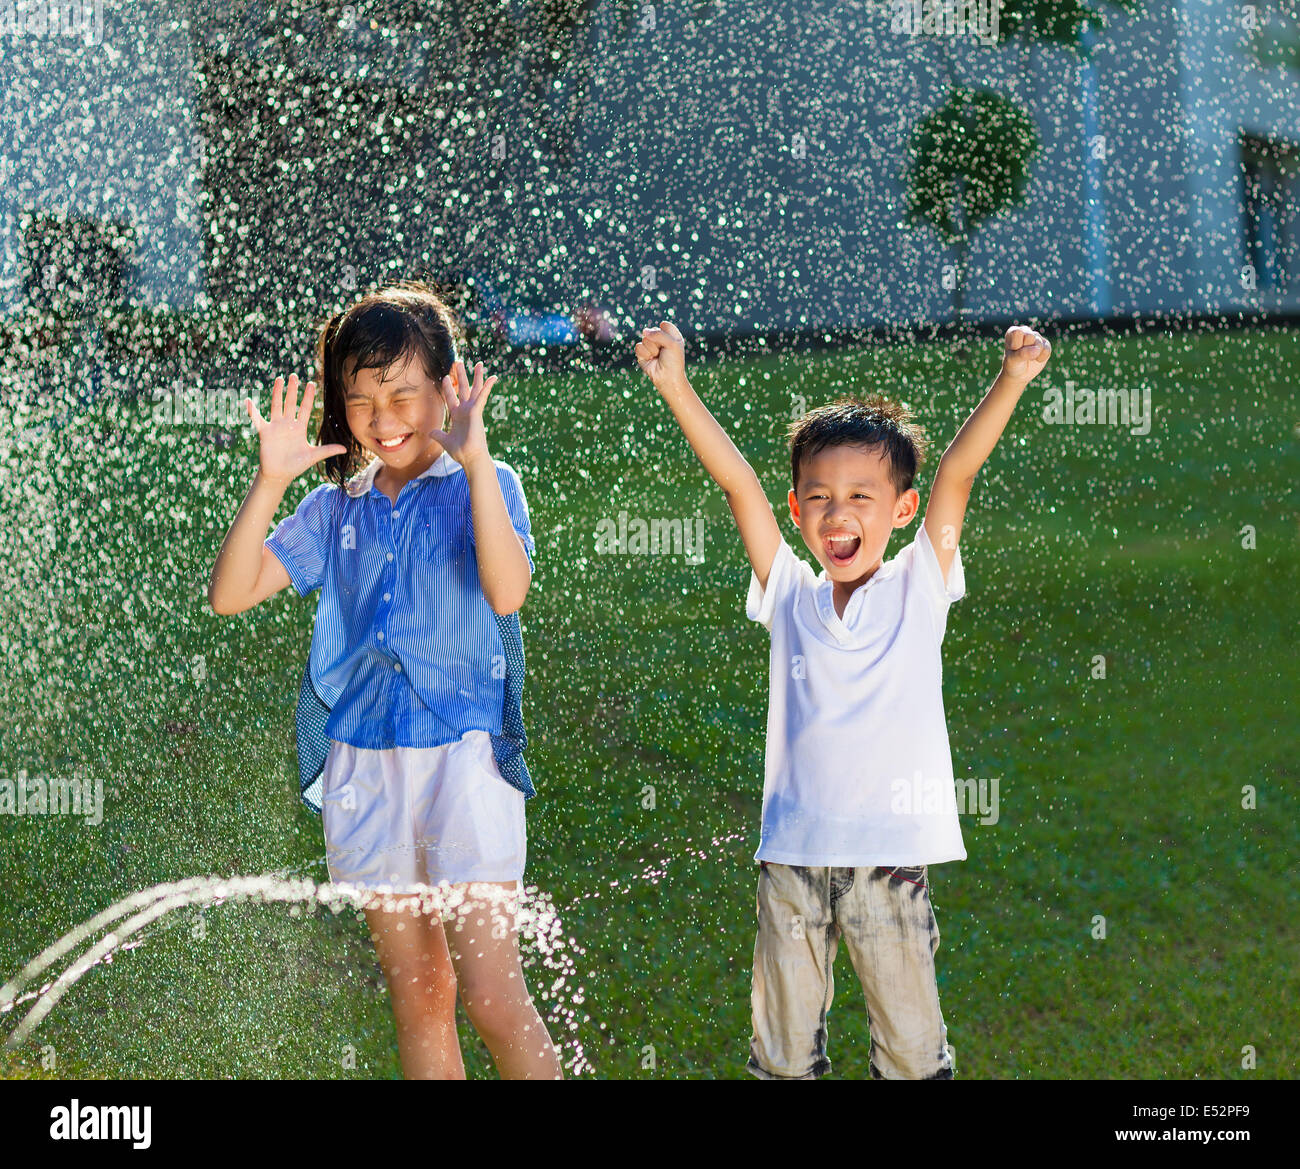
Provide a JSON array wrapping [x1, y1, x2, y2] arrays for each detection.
[[824, 531, 861, 566], [376, 432, 412, 451]]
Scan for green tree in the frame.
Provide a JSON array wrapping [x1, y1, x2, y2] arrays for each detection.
[[900, 0, 1139, 335], [992, 0, 1138, 52], [1246, 3, 1300, 70], [903, 88, 1039, 327]]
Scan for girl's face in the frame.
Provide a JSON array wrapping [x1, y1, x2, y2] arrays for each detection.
[[342, 350, 446, 470]]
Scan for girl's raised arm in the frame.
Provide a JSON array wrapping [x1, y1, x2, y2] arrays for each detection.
[[207, 374, 347, 615]]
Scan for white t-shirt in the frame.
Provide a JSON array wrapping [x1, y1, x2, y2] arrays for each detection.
[[746, 523, 968, 867]]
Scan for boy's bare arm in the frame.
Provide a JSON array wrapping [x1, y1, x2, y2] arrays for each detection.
[[636, 322, 782, 589], [925, 326, 1052, 586]]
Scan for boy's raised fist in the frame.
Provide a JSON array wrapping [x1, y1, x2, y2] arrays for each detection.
[[635, 321, 687, 390], [1001, 325, 1052, 385]]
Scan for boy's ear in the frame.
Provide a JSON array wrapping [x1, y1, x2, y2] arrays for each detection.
[[788, 488, 801, 528], [893, 487, 921, 528]]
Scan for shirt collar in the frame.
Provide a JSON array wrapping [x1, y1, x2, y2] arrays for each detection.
[[814, 559, 898, 591], [813, 559, 898, 639], [344, 450, 462, 497]]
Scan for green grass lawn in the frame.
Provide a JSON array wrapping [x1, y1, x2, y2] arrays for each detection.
[[0, 324, 1296, 1078]]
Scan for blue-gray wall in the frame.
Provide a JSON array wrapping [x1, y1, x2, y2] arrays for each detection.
[[3, 0, 1298, 329], [0, 0, 206, 311]]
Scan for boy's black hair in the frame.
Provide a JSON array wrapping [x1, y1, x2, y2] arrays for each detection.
[[314, 280, 464, 488], [787, 394, 929, 497]]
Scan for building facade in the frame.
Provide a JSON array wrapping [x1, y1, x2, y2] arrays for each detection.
[[2, 0, 1298, 332]]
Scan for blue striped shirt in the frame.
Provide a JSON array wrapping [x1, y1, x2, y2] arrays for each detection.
[[265, 451, 537, 807]]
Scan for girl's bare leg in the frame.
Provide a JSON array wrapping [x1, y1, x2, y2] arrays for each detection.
[[365, 897, 465, 1079], [446, 881, 564, 1080]]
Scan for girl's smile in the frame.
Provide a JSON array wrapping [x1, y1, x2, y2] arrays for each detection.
[[343, 353, 446, 483]]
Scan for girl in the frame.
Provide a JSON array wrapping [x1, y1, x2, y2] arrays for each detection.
[[208, 282, 562, 1080]]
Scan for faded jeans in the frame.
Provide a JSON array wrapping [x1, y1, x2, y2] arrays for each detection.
[[747, 860, 955, 1080]]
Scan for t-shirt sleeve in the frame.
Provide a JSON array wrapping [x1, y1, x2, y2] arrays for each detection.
[[265, 482, 337, 597], [910, 522, 966, 637], [746, 539, 800, 631], [469, 461, 535, 571]]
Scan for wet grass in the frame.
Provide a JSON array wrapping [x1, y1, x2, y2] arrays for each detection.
[[0, 324, 1296, 1078]]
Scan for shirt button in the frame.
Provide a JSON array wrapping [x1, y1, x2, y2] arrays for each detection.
[[376, 632, 384, 641], [392, 510, 400, 520], [383, 592, 391, 602], [386, 552, 394, 562], [393, 663, 402, 673]]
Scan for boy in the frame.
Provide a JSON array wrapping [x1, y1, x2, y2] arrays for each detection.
[[636, 321, 1051, 1079]]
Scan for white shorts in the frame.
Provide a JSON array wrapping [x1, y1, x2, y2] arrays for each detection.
[[320, 730, 526, 892]]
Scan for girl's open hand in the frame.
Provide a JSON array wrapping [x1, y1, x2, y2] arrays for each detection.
[[244, 374, 348, 486], [1001, 325, 1052, 385], [435, 359, 495, 468], [636, 321, 688, 392]]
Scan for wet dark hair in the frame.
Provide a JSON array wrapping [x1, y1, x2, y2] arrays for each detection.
[[787, 394, 929, 497], [314, 280, 463, 488]]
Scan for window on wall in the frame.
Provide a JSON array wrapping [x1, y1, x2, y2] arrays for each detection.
[[20, 211, 135, 317], [1240, 132, 1300, 295], [1249, 0, 1300, 69]]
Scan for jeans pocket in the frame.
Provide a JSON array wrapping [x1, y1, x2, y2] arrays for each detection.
[[885, 864, 928, 888]]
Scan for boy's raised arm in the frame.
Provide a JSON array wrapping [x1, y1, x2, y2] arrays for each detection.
[[924, 326, 1052, 586], [636, 322, 782, 589]]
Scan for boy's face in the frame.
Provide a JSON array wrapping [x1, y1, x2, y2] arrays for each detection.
[[343, 351, 446, 470], [788, 443, 920, 586]]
